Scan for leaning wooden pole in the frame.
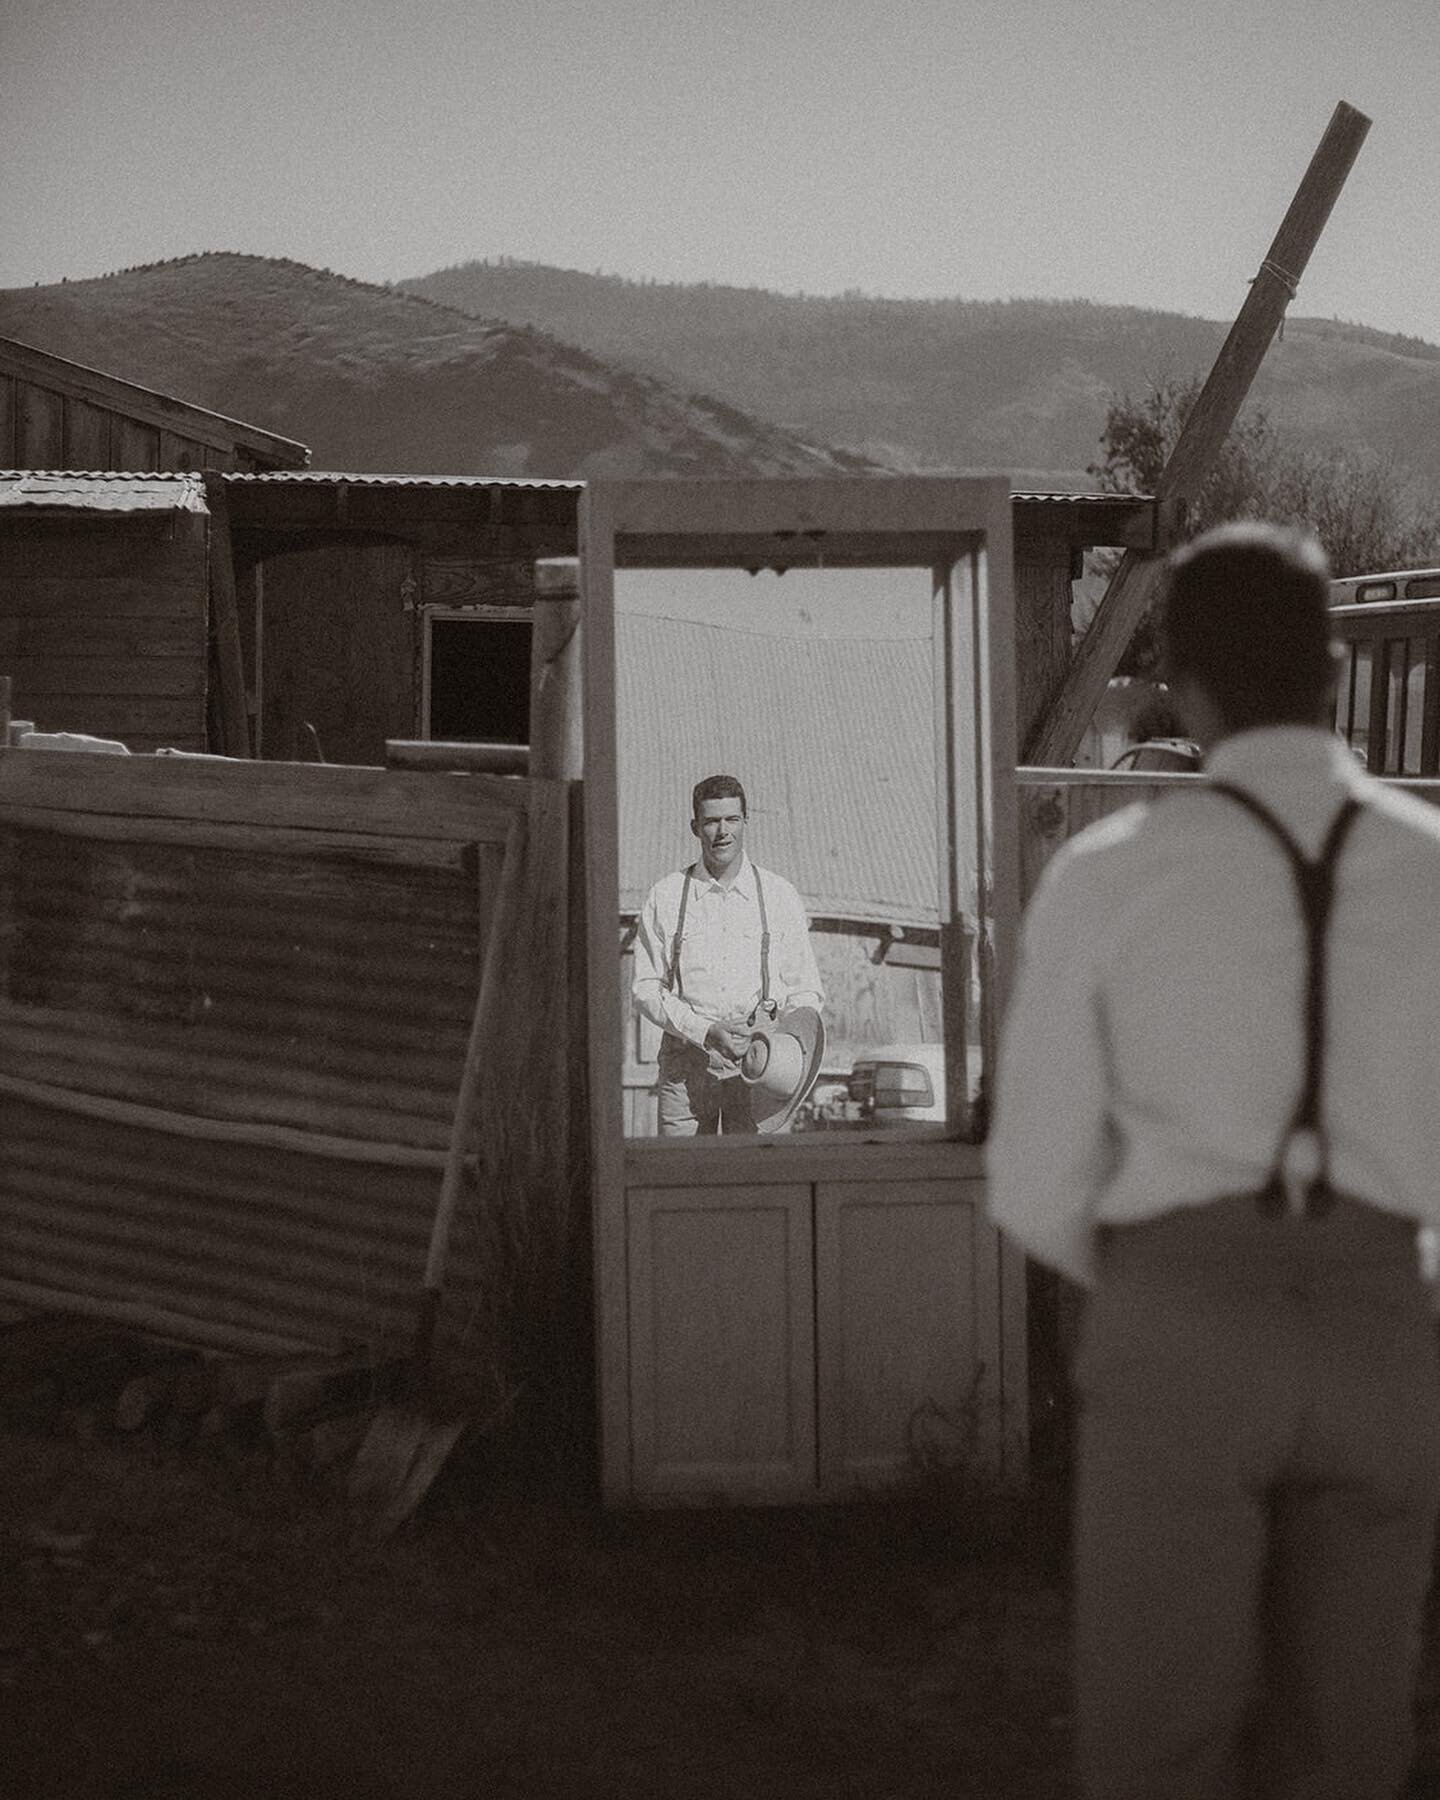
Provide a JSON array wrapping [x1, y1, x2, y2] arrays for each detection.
[[1026, 100, 1372, 768]]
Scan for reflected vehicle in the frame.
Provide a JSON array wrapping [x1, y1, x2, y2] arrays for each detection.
[[847, 1044, 947, 1128]]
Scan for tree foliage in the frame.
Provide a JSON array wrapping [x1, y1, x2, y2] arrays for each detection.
[[1089, 376, 1440, 575], [1087, 377, 1440, 674]]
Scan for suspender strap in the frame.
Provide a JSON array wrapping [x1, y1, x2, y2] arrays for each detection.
[[1209, 782, 1363, 1217], [754, 867, 771, 1008], [665, 868, 694, 997], [664, 863, 771, 1006]]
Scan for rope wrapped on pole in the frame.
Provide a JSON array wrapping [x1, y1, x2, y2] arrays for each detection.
[[1025, 100, 1372, 769]]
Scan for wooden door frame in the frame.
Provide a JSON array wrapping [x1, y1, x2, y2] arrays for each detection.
[[580, 478, 1020, 1504]]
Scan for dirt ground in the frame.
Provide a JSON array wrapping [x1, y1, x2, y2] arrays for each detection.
[[4, 1425, 1440, 1800]]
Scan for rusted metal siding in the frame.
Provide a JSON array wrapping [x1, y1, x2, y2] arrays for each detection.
[[0, 751, 521, 1353]]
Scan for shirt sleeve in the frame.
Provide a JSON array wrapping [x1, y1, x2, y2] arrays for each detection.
[[773, 879, 824, 1012], [631, 882, 710, 1049], [985, 855, 1116, 1289]]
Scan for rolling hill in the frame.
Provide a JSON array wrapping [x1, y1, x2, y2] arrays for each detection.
[[399, 261, 1440, 491], [0, 254, 880, 479], [5, 251, 1439, 502]]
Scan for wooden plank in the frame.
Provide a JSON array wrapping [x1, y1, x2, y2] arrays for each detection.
[[0, 374, 15, 464], [386, 740, 528, 775], [17, 382, 64, 466], [201, 476, 251, 756], [0, 529, 209, 584], [156, 431, 205, 471], [0, 620, 204, 660], [0, 732, 529, 840], [114, 417, 161, 471], [0, 800, 473, 864], [530, 559, 582, 781], [0, 335, 307, 467], [1028, 101, 1372, 766], [63, 399, 112, 469], [580, 484, 630, 1503], [623, 1136, 989, 1187], [9, 697, 208, 742], [4, 657, 202, 697], [0, 580, 203, 620], [421, 556, 535, 605], [606, 476, 1010, 542]]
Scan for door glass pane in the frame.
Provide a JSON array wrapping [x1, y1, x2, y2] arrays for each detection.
[[615, 563, 983, 1142]]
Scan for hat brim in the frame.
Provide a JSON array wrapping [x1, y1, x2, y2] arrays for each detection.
[[751, 1006, 826, 1134]]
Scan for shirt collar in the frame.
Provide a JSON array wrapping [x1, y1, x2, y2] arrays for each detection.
[[1204, 725, 1363, 788], [693, 852, 756, 897]]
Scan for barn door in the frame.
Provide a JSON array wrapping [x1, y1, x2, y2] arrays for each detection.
[[581, 479, 1023, 1505]]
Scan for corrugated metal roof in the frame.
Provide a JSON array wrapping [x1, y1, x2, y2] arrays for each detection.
[[0, 472, 208, 512], [221, 470, 584, 490], [1012, 489, 1150, 505], [617, 614, 938, 925]]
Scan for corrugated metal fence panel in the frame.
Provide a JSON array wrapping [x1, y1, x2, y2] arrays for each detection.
[[0, 1098, 440, 1352], [0, 753, 521, 1352]]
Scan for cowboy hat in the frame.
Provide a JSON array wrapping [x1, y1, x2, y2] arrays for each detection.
[[738, 1005, 826, 1134]]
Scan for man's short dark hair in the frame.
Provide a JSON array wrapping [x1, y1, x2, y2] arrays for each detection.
[[692, 774, 747, 819], [1162, 522, 1335, 733]]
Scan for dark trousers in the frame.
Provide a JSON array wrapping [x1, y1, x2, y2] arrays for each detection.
[[1074, 1194, 1440, 1800], [655, 1037, 757, 1136]]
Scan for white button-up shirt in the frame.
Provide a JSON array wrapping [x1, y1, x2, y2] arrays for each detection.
[[632, 854, 824, 1054], [987, 727, 1440, 1286]]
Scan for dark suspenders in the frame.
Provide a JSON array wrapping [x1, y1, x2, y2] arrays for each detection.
[[1209, 782, 1364, 1218], [663, 864, 771, 1008]]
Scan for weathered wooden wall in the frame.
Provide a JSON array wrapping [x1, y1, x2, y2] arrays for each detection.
[[259, 542, 419, 765], [0, 335, 306, 473], [0, 516, 210, 752], [0, 749, 527, 1354], [1013, 533, 1079, 759]]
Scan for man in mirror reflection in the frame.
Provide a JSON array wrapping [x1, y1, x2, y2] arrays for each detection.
[[633, 774, 824, 1135]]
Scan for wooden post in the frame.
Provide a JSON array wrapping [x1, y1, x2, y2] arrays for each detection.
[[1026, 100, 1372, 767], [202, 474, 252, 758], [530, 559, 582, 781]]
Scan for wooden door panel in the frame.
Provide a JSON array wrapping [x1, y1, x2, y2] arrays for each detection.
[[815, 1179, 986, 1492], [628, 1184, 815, 1502]]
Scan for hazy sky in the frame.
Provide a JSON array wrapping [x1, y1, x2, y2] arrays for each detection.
[[5, 0, 1438, 343]]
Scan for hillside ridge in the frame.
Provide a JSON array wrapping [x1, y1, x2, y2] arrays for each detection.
[[0, 253, 877, 479]]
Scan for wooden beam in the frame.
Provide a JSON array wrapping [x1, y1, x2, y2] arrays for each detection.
[[203, 475, 253, 757], [1026, 100, 1372, 767], [529, 558, 581, 781]]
